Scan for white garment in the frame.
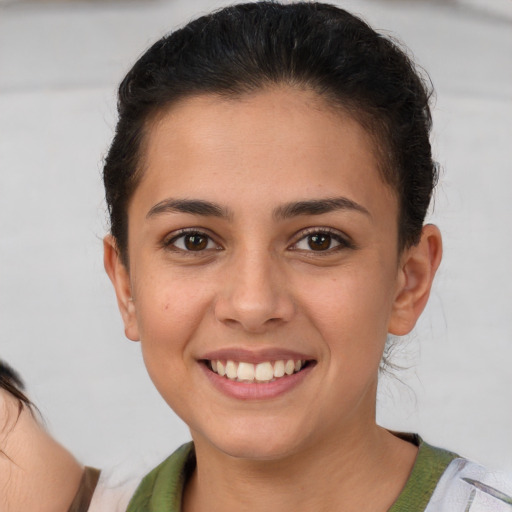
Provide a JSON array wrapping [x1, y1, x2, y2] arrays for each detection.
[[426, 458, 512, 512], [87, 469, 141, 512]]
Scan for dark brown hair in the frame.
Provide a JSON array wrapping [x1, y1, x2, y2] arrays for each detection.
[[104, 1, 437, 264], [0, 361, 31, 411]]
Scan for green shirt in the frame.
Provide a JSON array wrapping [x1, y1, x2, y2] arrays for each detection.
[[127, 436, 457, 512]]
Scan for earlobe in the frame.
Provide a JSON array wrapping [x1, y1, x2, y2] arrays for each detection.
[[103, 235, 140, 342], [388, 224, 443, 336]]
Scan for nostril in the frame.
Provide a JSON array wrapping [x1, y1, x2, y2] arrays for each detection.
[[220, 316, 286, 334]]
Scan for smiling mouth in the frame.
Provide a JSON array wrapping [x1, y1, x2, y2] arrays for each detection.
[[203, 359, 313, 383]]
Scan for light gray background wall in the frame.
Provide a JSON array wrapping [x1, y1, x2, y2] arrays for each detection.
[[1, 0, 511, 473]]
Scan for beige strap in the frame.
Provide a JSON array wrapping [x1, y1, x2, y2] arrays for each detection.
[[68, 466, 101, 512]]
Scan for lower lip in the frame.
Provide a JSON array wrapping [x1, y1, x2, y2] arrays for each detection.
[[200, 362, 315, 400]]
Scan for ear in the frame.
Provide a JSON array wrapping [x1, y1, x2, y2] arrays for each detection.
[[103, 235, 140, 341], [388, 224, 443, 336]]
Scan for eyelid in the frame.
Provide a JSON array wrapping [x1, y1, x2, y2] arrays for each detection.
[[163, 227, 223, 252], [289, 227, 355, 251]]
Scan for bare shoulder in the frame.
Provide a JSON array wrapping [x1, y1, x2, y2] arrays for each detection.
[[0, 388, 83, 512], [0, 387, 23, 451]]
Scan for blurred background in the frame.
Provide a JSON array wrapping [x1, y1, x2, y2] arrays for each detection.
[[1, 0, 511, 474]]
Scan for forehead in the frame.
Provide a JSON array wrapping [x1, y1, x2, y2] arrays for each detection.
[[134, 87, 396, 217]]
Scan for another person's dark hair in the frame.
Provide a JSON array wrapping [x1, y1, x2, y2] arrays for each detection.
[[104, 1, 437, 264], [0, 360, 31, 410]]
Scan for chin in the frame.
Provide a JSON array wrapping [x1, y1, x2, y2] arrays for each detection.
[[217, 438, 298, 461], [192, 418, 314, 462]]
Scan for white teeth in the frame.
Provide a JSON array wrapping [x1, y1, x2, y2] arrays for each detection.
[[255, 362, 274, 382], [225, 360, 238, 380], [208, 358, 307, 382], [274, 360, 285, 378], [237, 362, 255, 381]]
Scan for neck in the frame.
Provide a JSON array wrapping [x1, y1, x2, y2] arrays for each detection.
[[183, 423, 417, 512]]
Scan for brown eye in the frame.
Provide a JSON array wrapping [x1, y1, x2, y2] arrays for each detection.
[[293, 229, 350, 253], [168, 231, 218, 252], [308, 233, 332, 251], [184, 234, 208, 251]]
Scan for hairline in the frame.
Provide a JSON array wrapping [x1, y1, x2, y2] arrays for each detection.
[[116, 82, 405, 267]]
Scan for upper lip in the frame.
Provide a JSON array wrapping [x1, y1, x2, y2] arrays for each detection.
[[199, 348, 315, 364]]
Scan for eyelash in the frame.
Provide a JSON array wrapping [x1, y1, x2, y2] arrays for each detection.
[[291, 227, 354, 253], [163, 227, 353, 254], [163, 229, 221, 253]]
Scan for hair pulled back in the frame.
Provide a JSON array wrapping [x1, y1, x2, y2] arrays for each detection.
[[104, 1, 437, 263]]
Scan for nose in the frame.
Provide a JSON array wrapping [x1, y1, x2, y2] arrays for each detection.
[[214, 248, 295, 333]]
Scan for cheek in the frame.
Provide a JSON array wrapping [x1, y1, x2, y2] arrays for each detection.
[[299, 261, 396, 359], [134, 278, 213, 413], [134, 273, 212, 364]]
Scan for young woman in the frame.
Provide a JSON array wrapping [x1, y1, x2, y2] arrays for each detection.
[[100, 2, 511, 511], [1, 2, 508, 512]]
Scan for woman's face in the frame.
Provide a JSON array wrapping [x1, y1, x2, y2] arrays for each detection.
[[107, 87, 420, 460]]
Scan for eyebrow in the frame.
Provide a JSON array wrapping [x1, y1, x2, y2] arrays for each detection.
[[146, 196, 370, 220], [146, 199, 231, 219], [273, 197, 371, 220]]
